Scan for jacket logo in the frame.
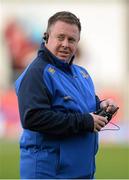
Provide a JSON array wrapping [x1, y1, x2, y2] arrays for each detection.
[[63, 96, 72, 101], [80, 70, 89, 79], [48, 67, 55, 74]]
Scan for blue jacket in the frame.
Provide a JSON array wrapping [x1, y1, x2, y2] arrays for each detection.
[[15, 42, 100, 179]]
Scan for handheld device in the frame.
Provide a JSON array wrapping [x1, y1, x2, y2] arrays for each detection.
[[94, 107, 119, 122]]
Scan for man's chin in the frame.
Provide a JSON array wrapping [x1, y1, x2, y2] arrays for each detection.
[[58, 56, 69, 62]]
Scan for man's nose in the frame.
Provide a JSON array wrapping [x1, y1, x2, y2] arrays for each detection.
[[62, 39, 69, 47]]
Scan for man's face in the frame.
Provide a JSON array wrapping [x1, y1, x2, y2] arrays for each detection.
[[45, 20, 80, 62]]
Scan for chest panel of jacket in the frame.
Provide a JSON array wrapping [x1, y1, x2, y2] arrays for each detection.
[[43, 64, 96, 114]]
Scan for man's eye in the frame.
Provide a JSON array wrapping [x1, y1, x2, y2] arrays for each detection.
[[57, 36, 64, 41], [69, 38, 76, 43]]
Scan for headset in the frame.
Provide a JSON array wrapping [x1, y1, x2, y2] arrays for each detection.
[[43, 32, 49, 43]]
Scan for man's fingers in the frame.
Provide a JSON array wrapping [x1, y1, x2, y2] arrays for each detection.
[[97, 115, 108, 124], [91, 113, 108, 132], [94, 118, 108, 132], [100, 99, 118, 112]]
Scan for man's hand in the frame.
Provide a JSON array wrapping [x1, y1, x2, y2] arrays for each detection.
[[91, 98, 119, 132], [90, 113, 108, 132], [100, 98, 118, 112]]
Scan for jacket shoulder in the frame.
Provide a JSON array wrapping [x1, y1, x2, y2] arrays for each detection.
[[15, 56, 47, 95]]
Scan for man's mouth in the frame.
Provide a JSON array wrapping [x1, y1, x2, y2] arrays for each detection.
[[59, 51, 70, 55]]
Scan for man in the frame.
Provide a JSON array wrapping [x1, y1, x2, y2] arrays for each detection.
[[15, 11, 118, 179]]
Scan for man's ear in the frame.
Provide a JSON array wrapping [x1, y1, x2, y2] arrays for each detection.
[[43, 32, 49, 43]]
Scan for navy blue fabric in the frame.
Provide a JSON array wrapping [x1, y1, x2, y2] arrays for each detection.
[[15, 42, 100, 179]]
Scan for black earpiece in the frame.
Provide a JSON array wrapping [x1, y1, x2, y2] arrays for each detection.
[[43, 32, 49, 43]]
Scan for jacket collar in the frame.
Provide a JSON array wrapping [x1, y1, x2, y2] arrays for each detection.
[[38, 42, 74, 73]]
